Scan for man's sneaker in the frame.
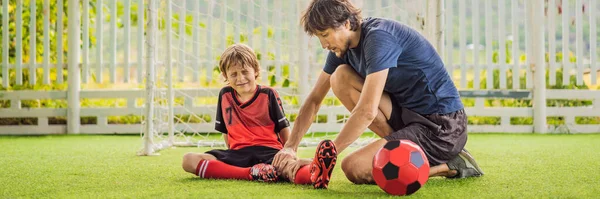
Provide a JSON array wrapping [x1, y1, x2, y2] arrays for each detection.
[[446, 149, 484, 179], [310, 140, 338, 189], [249, 163, 278, 182]]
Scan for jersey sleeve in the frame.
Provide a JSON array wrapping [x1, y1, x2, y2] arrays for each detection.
[[364, 30, 402, 74], [268, 89, 290, 133], [323, 51, 347, 74], [214, 88, 228, 134]]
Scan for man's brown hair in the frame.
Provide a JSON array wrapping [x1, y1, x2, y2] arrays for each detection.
[[218, 43, 260, 81], [300, 0, 362, 36]]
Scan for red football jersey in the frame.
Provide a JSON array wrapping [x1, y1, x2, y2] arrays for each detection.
[[215, 85, 290, 150]]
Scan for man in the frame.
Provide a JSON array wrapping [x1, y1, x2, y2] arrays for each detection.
[[272, 0, 484, 188]]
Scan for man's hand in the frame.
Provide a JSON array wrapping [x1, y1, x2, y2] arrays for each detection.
[[272, 147, 297, 171]]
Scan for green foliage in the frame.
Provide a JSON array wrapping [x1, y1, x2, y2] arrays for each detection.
[[1, 68, 68, 90], [336, 115, 349, 123], [108, 115, 142, 124], [491, 40, 513, 64], [175, 114, 211, 124], [0, 0, 146, 65], [170, 14, 196, 37], [286, 113, 298, 122], [465, 40, 597, 125], [323, 97, 342, 106], [511, 117, 533, 125], [0, 1, 147, 125], [576, 117, 600, 125], [468, 116, 500, 125], [282, 79, 290, 87], [0, 117, 37, 125], [316, 115, 327, 123], [281, 96, 299, 107], [0, 0, 146, 86], [1, 2, 597, 127]]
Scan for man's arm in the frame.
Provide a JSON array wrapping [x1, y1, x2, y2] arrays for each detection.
[[272, 71, 331, 170], [283, 71, 332, 151], [333, 69, 388, 153]]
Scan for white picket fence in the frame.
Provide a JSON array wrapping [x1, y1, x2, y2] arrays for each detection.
[[1, 0, 599, 135]]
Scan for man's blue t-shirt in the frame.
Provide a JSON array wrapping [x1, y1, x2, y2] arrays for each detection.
[[323, 17, 463, 115]]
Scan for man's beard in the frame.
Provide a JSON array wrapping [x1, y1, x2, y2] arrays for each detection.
[[335, 39, 352, 58]]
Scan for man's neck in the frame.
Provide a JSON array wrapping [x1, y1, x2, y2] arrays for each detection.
[[349, 23, 362, 49]]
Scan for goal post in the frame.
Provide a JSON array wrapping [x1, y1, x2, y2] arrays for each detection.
[[138, 0, 423, 155], [139, 0, 158, 156]]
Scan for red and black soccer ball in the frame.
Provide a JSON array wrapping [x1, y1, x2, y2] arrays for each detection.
[[372, 140, 430, 196]]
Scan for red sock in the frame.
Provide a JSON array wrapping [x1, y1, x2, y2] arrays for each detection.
[[294, 165, 312, 184], [196, 160, 252, 180]]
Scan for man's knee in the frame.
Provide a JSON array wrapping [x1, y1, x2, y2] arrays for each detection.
[[330, 64, 355, 92], [341, 155, 371, 184]]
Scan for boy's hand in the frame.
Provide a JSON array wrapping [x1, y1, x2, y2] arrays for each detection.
[[272, 147, 297, 171]]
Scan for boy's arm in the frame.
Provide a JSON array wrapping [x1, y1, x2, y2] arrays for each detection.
[[279, 127, 291, 145], [223, 135, 230, 149], [215, 88, 229, 147], [268, 88, 291, 134], [266, 88, 292, 146]]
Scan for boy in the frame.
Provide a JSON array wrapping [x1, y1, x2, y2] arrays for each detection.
[[181, 44, 314, 185]]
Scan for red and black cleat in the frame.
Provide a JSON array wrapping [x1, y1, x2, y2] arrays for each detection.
[[310, 140, 338, 189], [250, 163, 279, 182]]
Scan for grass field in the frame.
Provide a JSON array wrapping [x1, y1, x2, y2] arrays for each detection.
[[1, 134, 599, 198]]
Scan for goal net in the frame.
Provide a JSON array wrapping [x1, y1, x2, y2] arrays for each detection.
[[138, 0, 423, 155]]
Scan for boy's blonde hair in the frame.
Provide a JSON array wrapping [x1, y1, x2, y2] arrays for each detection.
[[219, 43, 260, 81]]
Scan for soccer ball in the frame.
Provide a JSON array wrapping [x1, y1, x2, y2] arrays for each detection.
[[372, 140, 430, 196]]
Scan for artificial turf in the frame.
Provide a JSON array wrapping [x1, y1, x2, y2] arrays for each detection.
[[1, 133, 599, 198]]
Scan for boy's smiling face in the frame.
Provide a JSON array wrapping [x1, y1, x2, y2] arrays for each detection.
[[225, 63, 258, 96]]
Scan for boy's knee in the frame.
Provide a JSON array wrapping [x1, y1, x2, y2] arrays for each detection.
[[182, 153, 199, 173], [182, 152, 195, 162]]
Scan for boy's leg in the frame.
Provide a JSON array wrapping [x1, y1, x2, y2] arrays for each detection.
[[278, 158, 313, 185], [271, 145, 313, 184], [182, 150, 278, 182], [294, 165, 312, 184], [275, 145, 336, 187], [182, 152, 253, 180], [182, 153, 216, 174], [249, 163, 279, 182]]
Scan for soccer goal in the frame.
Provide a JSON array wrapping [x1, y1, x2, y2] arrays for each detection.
[[138, 0, 427, 155]]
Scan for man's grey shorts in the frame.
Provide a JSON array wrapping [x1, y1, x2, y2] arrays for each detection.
[[383, 97, 468, 166]]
